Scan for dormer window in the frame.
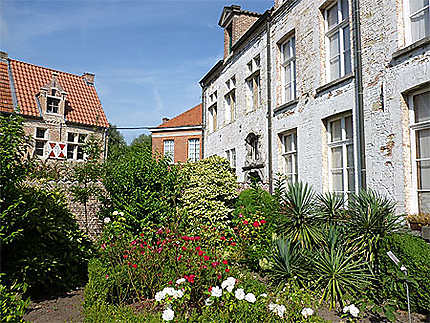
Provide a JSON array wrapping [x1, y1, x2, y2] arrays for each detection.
[[47, 96, 60, 114]]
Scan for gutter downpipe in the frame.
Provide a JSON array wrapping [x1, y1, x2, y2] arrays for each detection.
[[266, 14, 273, 194], [201, 86, 206, 159], [351, 0, 366, 191]]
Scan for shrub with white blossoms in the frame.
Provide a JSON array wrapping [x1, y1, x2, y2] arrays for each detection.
[[162, 307, 174, 321], [269, 303, 287, 318], [343, 304, 360, 318], [211, 286, 223, 298], [103, 217, 111, 224], [155, 286, 184, 302], [301, 307, 314, 319], [221, 276, 236, 292]]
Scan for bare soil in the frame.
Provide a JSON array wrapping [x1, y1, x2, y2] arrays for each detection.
[[23, 289, 84, 323]]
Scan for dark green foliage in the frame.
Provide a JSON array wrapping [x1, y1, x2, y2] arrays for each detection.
[[102, 143, 181, 233], [130, 133, 152, 147], [0, 277, 30, 323], [378, 233, 430, 313], [317, 192, 345, 226], [107, 124, 126, 159], [2, 186, 94, 296], [277, 182, 322, 249]]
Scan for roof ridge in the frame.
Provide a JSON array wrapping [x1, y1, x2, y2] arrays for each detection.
[[9, 58, 85, 79]]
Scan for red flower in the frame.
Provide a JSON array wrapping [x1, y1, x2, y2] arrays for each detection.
[[231, 242, 237, 246], [243, 220, 249, 225], [177, 255, 182, 261], [195, 246, 201, 251], [123, 254, 128, 259], [140, 233, 144, 237], [198, 250, 204, 256], [194, 236, 201, 241], [168, 281, 173, 285], [217, 274, 222, 280], [185, 274, 195, 283], [225, 268, 230, 273], [208, 286, 213, 292], [203, 265, 208, 269], [260, 219, 267, 224], [182, 246, 187, 251], [181, 236, 190, 241], [253, 221, 260, 228], [222, 260, 228, 265], [132, 264, 137, 269], [220, 236, 226, 241], [105, 274, 109, 279], [211, 262, 219, 268], [204, 255, 210, 261]]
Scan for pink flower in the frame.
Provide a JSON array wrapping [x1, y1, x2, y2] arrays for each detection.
[[253, 221, 260, 228], [222, 260, 228, 265], [105, 274, 109, 279], [211, 262, 218, 268], [243, 220, 249, 225], [157, 247, 163, 253], [260, 219, 267, 224], [204, 255, 210, 261], [239, 213, 243, 218], [101, 243, 106, 250], [217, 274, 222, 280]]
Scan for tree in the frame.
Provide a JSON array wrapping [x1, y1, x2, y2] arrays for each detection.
[[131, 133, 152, 147], [107, 124, 126, 158]]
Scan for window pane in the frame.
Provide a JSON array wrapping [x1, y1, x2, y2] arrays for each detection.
[[343, 27, 352, 75], [291, 37, 296, 57], [285, 134, 295, 152], [285, 155, 293, 174], [36, 128, 46, 139], [341, 0, 349, 20], [348, 168, 355, 191], [330, 33, 340, 57], [68, 133, 75, 142], [418, 160, 430, 189], [330, 119, 342, 142], [410, 0, 429, 14], [285, 84, 292, 103], [328, 4, 339, 29], [283, 42, 291, 61], [414, 91, 430, 123], [347, 144, 354, 167], [67, 145, 74, 159], [331, 146, 343, 168], [332, 170, 344, 191], [284, 64, 291, 84], [77, 146, 84, 160], [345, 115, 353, 139], [411, 8, 430, 42], [417, 129, 430, 158], [418, 191, 430, 213]]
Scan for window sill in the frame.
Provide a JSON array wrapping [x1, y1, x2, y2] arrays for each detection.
[[316, 73, 354, 95], [242, 162, 265, 171], [273, 99, 299, 115], [392, 37, 430, 61]]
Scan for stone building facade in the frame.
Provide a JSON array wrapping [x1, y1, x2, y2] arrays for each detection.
[[201, 1, 430, 215], [0, 52, 109, 160], [150, 104, 203, 163]]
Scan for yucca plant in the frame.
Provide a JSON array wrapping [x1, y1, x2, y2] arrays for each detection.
[[276, 182, 322, 249], [311, 227, 371, 309], [317, 192, 346, 226], [267, 238, 307, 285], [346, 189, 404, 271]]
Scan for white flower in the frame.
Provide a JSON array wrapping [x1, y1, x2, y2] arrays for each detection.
[[349, 304, 360, 317], [112, 211, 119, 216], [343, 305, 350, 314], [172, 289, 184, 299], [211, 286, 223, 297], [162, 308, 174, 321], [244, 293, 256, 303], [269, 303, 286, 318], [301, 307, 314, 318], [176, 278, 186, 285], [235, 288, 245, 300], [103, 217, 111, 224], [260, 293, 267, 298], [155, 290, 166, 302], [221, 277, 236, 292], [205, 297, 214, 306], [163, 287, 176, 296]]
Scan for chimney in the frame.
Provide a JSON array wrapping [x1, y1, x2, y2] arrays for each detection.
[[162, 117, 170, 124], [218, 6, 262, 59], [82, 72, 95, 84], [0, 51, 8, 60]]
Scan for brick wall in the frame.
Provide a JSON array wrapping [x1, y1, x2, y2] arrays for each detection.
[[152, 130, 202, 163]]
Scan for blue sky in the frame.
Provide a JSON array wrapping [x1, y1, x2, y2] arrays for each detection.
[[0, 0, 270, 143]]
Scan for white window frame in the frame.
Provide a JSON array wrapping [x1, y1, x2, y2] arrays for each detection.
[[34, 127, 48, 157], [208, 104, 217, 132], [280, 35, 296, 104], [163, 139, 175, 163], [281, 130, 298, 184], [224, 91, 236, 124], [188, 138, 200, 162], [324, 0, 351, 82], [226, 148, 236, 169], [46, 95, 61, 114], [327, 114, 354, 200], [404, 0, 430, 45], [246, 55, 261, 112], [408, 88, 430, 214]]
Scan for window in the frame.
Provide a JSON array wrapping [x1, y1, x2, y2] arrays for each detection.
[[280, 36, 296, 103], [188, 139, 200, 162], [281, 130, 298, 183], [246, 133, 259, 161], [164, 140, 174, 163], [410, 90, 430, 213], [224, 91, 236, 123], [47, 96, 60, 114], [327, 115, 355, 199], [208, 105, 217, 132], [34, 127, 47, 157], [68, 132, 76, 143], [78, 134, 87, 143], [246, 55, 261, 111], [226, 148, 237, 169], [66, 132, 86, 160], [407, 0, 430, 43], [324, 0, 351, 81]]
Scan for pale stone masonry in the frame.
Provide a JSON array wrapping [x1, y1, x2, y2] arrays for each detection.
[[201, 1, 430, 215]]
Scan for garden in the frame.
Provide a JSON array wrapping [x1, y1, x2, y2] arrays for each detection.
[[1, 112, 430, 322]]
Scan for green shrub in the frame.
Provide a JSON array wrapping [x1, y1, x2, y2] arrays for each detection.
[[1, 186, 93, 296], [178, 156, 238, 236], [0, 277, 30, 323], [102, 144, 181, 233], [378, 233, 430, 313]]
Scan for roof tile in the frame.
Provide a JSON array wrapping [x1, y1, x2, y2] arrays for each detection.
[[157, 104, 202, 129], [0, 62, 13, 113]]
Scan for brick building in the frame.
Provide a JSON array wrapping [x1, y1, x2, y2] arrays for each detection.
[[150, 104, 202, 163], [201, 1, 430, 215], [0, 52, 109, 160]]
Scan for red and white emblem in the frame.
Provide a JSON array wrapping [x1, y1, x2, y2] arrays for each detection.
[[48, 142, 67, 159]]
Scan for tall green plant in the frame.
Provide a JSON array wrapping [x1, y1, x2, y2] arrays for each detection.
[[346, 190, 403, 270], [317, 192, 345, 226], [277, 182, 322, 249]]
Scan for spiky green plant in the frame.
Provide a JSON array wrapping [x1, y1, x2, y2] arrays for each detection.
[[268, 238, 307, 285], [346, 189, 404, 271], [317, 192, 346, 226], [276, 182, 322, 249]]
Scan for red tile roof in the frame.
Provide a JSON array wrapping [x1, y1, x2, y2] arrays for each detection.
[[156, 103, 202, 129], [7, 59, 108, 128], [0, 61, 13, 113]]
